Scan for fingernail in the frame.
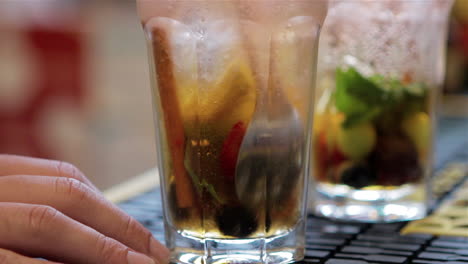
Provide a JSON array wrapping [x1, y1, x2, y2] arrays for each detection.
[[149, 237, 170, 264], [127, 251, 156, 264]]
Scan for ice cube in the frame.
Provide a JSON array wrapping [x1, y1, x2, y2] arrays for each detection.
[[195, 18, 245, 85], [145, 17, 198, 93]]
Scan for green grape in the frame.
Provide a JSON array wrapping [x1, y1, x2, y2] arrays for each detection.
[[401, 112, 431, 155], [336, 122, 377, 160]]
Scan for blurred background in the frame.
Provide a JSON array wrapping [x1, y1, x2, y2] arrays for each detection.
[[0, 0, 154, 189], [0, 0, 467, 190]]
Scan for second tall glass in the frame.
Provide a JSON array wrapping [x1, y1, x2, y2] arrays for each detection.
[[137, 1, 327, 263], [310, 0, 454, 222]]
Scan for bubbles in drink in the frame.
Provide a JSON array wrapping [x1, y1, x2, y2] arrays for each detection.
[[142, 0, 324, 239]]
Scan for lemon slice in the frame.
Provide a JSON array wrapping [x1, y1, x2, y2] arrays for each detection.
[[401, 111, 431, 156], [180, 58, 256, 140], [200, 58, 256, 135], [313, 111, 344, 151]]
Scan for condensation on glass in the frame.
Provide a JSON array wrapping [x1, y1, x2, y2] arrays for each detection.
[[137, 1, 327, 263], [309, 0, 454, 222]]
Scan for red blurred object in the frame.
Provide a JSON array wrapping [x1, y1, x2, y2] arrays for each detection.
[[220, 121, 247, 181], [454, 22, 468, 56], [0, 4, 87, 159]]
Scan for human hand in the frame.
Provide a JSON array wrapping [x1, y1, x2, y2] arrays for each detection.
[[0, 154, 169, 264]]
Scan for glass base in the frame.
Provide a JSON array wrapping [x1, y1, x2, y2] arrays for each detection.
[[166, 222, 305, 264], [310, 183, 428, 222]]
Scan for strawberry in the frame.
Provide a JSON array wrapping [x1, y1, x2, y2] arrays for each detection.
[[330, 147, 347, 166], [313, 132, 330, 181], [314, 131, 348, 181], [220, 122, 247, 181]]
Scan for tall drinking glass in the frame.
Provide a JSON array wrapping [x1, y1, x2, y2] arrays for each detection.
[[137, 1, 327, 263], [310, 0, 454, 222]]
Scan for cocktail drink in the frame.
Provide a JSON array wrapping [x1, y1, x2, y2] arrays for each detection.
[[310, 0, 454, 222], [137, 1, 327, 263]]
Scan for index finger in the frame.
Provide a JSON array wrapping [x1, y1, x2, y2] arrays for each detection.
[[0, 248, 62, 264], [0, 203, 156, 264], [0, 154, 98, 191]]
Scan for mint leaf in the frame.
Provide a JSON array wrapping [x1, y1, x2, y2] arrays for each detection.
[[342, 107, 381, 129], [334, 67, 387, 127], [335, 81, 368, 115], [333, 67, 428, 128], [183, 145, 225, 204], [370, 75, 405, 102], [200, 179, 225, 204], [336, 67, 387, 107], [405, 82, 427, 97], [183, 152, 202, 193]]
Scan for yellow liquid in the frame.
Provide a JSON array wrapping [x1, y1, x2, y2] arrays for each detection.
[[150, 37, 302, 239], [312, 92, 431, 189]]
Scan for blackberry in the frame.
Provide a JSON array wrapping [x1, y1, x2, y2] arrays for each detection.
[[216, 205, 258, 238], [341, 164, 377, 189]]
